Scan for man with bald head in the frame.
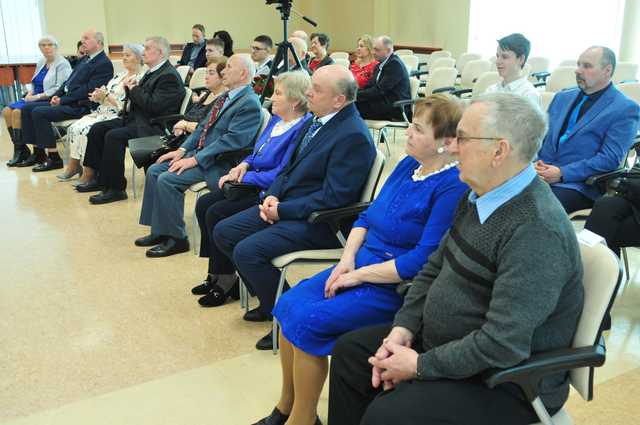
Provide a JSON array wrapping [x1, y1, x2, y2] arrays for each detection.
[[17, 28, 113, 171], [135, 54, 261, 257], [214, 64, 376, 350], [355, 35, 411, 121], [537, 45, 640, 213], [275, 37, 310, 75], [291, 30, 311, 68]]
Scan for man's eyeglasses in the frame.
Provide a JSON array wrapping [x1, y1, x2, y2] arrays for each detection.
[[251, 46, 267, 52], [455, 134, 503, 144]]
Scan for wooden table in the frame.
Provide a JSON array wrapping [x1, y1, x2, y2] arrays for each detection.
[[0, 55, 39, 106]]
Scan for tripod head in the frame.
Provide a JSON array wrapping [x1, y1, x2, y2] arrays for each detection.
[[265, 0, 293, 20]]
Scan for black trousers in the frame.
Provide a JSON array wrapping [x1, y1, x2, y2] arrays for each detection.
[[355, 100, 404, 122], [585, 195, 640, 256], [21, 101, 85, 148], [551, 186, 594, 214], [83, 117, 139, 191], [329, 324, 542, 425], [195, 189, 260, 275]]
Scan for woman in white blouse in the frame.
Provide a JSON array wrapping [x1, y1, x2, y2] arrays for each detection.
[[484, 33, 540, 106], [57, 44, 145, 181]]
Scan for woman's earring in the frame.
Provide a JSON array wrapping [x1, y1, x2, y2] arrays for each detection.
[[437, 146, 445, 154]]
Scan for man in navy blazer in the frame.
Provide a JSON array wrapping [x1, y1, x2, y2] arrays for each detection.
[[214, 65, 376, 350], [134, 54, 261, 257], [537, 46, 640, 213], [355, 35, 411, 122], [17, 29, 113, 171], [177, 24, 208, 71]]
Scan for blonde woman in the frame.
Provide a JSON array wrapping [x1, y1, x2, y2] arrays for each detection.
[[350, 34, 379, 89]]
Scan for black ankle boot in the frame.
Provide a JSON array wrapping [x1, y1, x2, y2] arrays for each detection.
[[16, 146, 45, 167], [6, 129, 30, 167]]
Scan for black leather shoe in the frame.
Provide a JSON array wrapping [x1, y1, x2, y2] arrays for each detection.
[[75, 180, 103, 193], [89, 189, 128, 205], [256, 331, 274, 351], [197, 284, 230, 307], [32, 157, 63, 172], [6, 146, 30, 167], [243, 307, 272, 322], [191, 275, 217, 295], [145, 237, 190, 258], [251, 407, 289, 425], [16, 152, 44, 167], [135, 234, 166, 247]]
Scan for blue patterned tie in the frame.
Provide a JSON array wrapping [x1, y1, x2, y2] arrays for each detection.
[[559, 94, 588, 145], [298, 119, 323, 153]]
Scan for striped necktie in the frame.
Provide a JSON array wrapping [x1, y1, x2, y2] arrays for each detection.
[[297, 119, 323, 154], [197, 92, 229, 150]]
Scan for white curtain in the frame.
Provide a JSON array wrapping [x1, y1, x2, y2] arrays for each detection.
[[467, 0, 627, 68], [0, 0, 44, 63]]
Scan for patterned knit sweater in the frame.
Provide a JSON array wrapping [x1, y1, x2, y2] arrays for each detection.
[[393, 177, 584, 409]]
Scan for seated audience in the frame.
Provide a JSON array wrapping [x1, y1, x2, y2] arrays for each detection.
[[329, 93, 585, 425], [291, 30, 311, 67], [135, 54, 261, 257], [537, 46, 640, 213], [178, 57, 228, 132], [213, 65, 376, 350], [213, 30, 234, 57], [251, 34, 274, 76], [5, 35, 72, 167], [57, 44, 144, 182], [193, 71, 312, 306], [308, 33, 334, 73], [350, 34, 379, 89], [205, 38, 225, 62], [177, 24, 208, 71], [254, 95, 468, 425], [16, 29, 113, 171], [586, 192, 640, 257], [355, 35, 411, 121], [66, 40, 87, 69], [78, 36, 185, 204], [484, 33, 539, 105], [277, 37, 310, 75]]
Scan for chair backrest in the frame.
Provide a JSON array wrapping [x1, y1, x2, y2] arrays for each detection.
[[617, 82, 640, 105], [528, 56, 550, 74], [395, 49, 414, 56], [179, 88, 192, 115], [176, 65, 190, 84], [333, 58, 350, 69], [429, 50, 452, 64], [472, 71, 500, 97], [460, 59, 492, 88], [111, 59, 125, 76], [330, 52, 349, 61], [570, 242, 622, 401], [258, 107, 272, 138], [399, 54, 419, 73], [539, 91, 556, 112], [614, 61, 639, 84], [360, 148, 386, 202], [189, 67, 207, 90], [456, 52, 482, 72], [546, 66, 578, 92], [558, 59, 577, 67], [423, 67, 457, 96], [430, 57, 455, 72], [519, 63, 532, 79], [169, 55, 180, 66]]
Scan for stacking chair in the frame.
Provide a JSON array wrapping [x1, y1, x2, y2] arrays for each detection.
[[111, 59, 125, 76], [330, 52, 349, 61], [188, 108, 271, 254], [399, 55, 419, 74], [558, 59, 578, 67], [428, 50, 452, 64], [188, 67, 208, 92], [459, 59, 492, 90], [535, 67, 577, 93], [617, 82, 640, 105], [416, 58, 455, 91], [333, 58, 350, 69], [258, 147, 386, 353], [52, 119, 80, 163], [420, 67, 457, 97], [520, 63, 532, 79], [451, 71, 500, 98], [169, 56, 181, 66], [484, 241, 622, 425], [613, 62, 639, 84], [528, 56, 551, 83], [129, 87, 192, 199], [395, 49, 414, 56], [176, 65, 190, 84], [455, 52, 482, 75], [539, 91, 556, 112]]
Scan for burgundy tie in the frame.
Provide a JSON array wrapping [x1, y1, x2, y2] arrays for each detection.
[[197, 92, 228, 150]]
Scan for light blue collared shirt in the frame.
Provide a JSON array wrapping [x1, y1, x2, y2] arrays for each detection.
[[468, 164, 537, 224]]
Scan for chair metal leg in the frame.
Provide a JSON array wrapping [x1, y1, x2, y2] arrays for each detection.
[[192, 191, 202, 255], [239, 276, 249, 311], [378, 128, 391, 158], [531, 397, 555, 425], [131, 167, 137, 199], [272, 266, 288, 355], [622, 247, 630, 283]]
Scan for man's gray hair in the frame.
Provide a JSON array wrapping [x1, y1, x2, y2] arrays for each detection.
[[38, 35, 59, 48], [95, 31, 105, 46], [591, 45, 617, 75], [378, 35, 394, 50], [473, 93, 548, 162], [274, 71, 311, 113], [146, 36, 170, 59], [234, 53, 256, 81], [334, 71, 358, 103]]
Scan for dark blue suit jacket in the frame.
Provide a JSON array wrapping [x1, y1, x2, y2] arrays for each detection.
[[538, 84, 640, 199], [268, 103, 376, 220], [53, 51, 114, 111]]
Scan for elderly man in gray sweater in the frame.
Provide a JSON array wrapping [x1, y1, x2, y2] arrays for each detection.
[[328, 93, 584, 425]]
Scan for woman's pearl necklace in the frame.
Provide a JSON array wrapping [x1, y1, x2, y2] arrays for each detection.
[[412, 161, 459, 182]]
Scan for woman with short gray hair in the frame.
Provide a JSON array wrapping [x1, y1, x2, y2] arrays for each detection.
[[5, 35, 72, 166], [57, 44, 145, 181], [191, 71, 313, 305]]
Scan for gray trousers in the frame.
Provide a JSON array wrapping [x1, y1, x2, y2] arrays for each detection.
[[139, 161, 206, 239]]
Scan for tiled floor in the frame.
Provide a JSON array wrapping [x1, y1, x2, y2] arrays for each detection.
[[1, 125, 638, 424]]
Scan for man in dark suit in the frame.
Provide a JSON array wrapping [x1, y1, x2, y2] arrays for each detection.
[[17, 29, 113, 171], [214, 64, 376, 350], [356, 35, 411, 121], [177, 24, 208, 71], [78, 36, 186, 204], [134, 54, 262, 257]]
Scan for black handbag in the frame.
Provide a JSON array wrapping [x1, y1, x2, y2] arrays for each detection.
[[222, 181, 261, 201], [129, 133, 186, 169]]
